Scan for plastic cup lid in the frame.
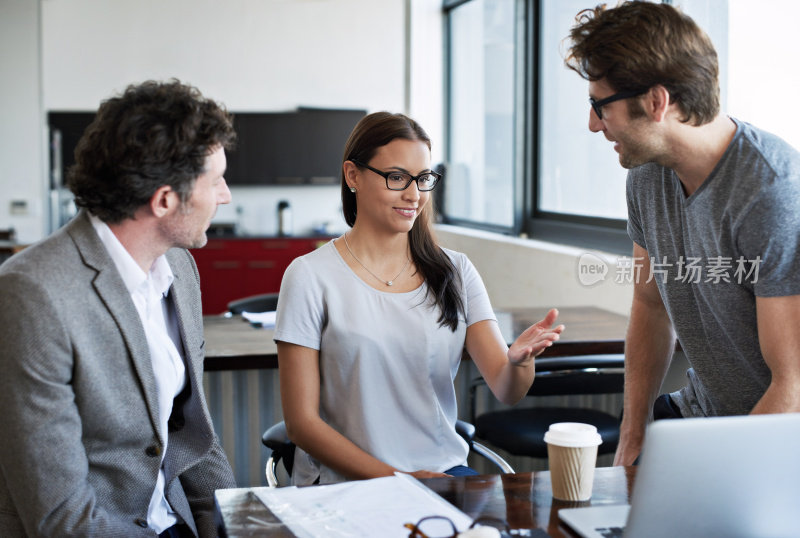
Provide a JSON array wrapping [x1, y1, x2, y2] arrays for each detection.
[[543, 422, 603, 447]]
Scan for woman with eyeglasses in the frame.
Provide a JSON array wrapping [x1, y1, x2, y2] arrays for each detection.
[[274, 112, 563, 484]]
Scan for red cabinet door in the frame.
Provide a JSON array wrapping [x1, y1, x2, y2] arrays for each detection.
[[191, 238, 327, 315], [192, 239, 248, 315]]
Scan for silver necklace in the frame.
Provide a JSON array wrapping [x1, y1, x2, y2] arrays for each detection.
[[343, 233, 410, 287]]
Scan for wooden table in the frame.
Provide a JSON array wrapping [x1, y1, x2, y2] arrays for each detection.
[[214, 466, 636, 537], [203, 315, 278, 371], [496, 306, 627, 358], [203, 306, 628, 371]]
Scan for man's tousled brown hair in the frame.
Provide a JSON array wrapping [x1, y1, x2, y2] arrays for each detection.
[[564, 1, 719, 126]]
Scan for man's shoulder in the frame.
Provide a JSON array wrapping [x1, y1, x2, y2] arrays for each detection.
[[0, 214, 115, 299], [736, 119, 796, 151], [733, 119, 800, 176], [0, 225, 79, 278], [0, 228, 90, 314]]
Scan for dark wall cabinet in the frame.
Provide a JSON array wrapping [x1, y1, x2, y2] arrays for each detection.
[[226, 108, 366, 185], [48, 108, 366, 187], [191, 237, 328, 314]]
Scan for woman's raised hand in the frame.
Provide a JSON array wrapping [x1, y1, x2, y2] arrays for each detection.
[[507, 308, 564, 365]]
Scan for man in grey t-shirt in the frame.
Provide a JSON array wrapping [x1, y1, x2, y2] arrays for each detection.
[[564, 2, 800, 466]]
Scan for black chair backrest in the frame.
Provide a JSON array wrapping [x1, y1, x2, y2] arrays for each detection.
[[227, 293, 280, 314], [530, 355, 625, 397], [468, 354, 625, 423]]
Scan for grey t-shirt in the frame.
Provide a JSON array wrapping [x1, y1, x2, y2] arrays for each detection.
[[274, 240, 496, 484], [626, 118, 800, 417]]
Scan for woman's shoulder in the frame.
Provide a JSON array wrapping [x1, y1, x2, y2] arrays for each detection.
[[439, 245, 463, 260], [438, 246, 472, 271], [292, 238, 337, 264], [283, 239, 339, 279]]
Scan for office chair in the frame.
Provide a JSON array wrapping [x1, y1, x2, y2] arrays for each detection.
[[261, 419, 514, 487], [469, 354, 625, 459], [225, 293, 280, 316]]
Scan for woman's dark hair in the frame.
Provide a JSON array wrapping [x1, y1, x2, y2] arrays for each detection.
[[564, 1, 719, 126], [341, 112, 464, 331], [67, 79, 236, 223]]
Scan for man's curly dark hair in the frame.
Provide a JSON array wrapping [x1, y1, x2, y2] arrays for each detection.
[[67, 79, 236, 223]]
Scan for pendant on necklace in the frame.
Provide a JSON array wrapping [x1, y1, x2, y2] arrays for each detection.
[[387, 281, 393, 286]]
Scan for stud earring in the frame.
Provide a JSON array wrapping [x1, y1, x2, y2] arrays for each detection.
[[350, 187, 356, 193]]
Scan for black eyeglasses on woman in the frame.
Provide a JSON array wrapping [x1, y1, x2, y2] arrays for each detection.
[[351, 159, 441, 191]]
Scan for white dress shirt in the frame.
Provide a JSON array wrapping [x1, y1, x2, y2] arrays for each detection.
[[90, 215, 187, 533]]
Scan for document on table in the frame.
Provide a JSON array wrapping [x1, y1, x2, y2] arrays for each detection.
[[241, 310, 277, 328], [253, 473, 473, 538]]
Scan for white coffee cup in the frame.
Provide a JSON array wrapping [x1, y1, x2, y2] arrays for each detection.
[[544, 422, 603, 501]]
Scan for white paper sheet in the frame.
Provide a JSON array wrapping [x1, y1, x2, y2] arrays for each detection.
[[241, 310, 277, 328], [253, 473, 473, 538]]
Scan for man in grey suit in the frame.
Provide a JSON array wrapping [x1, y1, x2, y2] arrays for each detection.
[[0, 80, 237, 537]]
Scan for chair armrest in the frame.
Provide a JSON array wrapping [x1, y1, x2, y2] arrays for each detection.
[[455, 419, 475, 445], [262, 421, 290, 450], [228, 293, 280, 315], [534, 354, 624, 374]]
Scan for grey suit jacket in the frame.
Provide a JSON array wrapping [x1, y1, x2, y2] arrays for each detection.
[[0, 211, 236, 537]]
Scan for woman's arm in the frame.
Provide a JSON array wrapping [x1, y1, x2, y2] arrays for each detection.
[[278, 341, 448, 479], [465, 309, 563, 405]]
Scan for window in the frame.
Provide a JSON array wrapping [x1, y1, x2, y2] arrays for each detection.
[[444, 0, 800, 253], [678, 0, 800, 150], [532, 0, 630, 253], [443, 0, 517, 230], [537, 0, 628, 221]]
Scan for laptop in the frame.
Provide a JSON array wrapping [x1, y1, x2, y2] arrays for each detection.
[[558, 413, 800, 538]]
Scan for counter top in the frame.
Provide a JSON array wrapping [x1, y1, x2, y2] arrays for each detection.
[[204, 229, 336, 241], [202, 306, 628, 371]]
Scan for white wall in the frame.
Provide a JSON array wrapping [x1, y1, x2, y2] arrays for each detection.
[[2, 0, 631, 316], [0, 0, 45, 244], [408, 0, 445, 164], [2, 0, 449, 240], [41, 0, 406, 111], [29, 0, 417, 237], [4, 0, 629, 315], [436, 225, 634, 315]]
